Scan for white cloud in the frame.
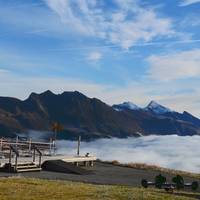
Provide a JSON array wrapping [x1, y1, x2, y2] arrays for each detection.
[[0, 2, 71, 39], [0, 69, 10, 74], [180, 0, 200, 6], [57, 135, 200, 173], [87, 51, 102, 62], [181, 15, 200, 27], [147, 49, 200, 81], [44, 0, 175, 49], [0, 70, 106, 100]]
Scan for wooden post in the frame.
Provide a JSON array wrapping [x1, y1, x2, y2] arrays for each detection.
[[77, 136, 81, 156], [89, 161, 94, 167], [39, 153, 41, 168], [84, 161, 88, 167], [0, 138, 3, 151], [33, 148, 36, 163], [15, 154, 18, 172], [9, 147, 12, 172]]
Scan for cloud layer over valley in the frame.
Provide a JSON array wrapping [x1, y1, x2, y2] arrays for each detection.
[[57, 135, 200, 173]]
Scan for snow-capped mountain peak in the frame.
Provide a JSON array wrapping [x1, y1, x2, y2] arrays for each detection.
[[113, 102, 140, 111], [145, 100, 172, 114], [122, 102, 140, 110], [113, 100, 173, 114]]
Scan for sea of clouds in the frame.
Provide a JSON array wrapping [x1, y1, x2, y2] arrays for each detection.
[[56, 135, 200, 173]]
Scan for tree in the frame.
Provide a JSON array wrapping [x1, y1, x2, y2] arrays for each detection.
[[51, 122, 63, 141]]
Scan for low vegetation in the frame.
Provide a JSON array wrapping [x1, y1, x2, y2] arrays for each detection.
[[0, 177, 199, 200]]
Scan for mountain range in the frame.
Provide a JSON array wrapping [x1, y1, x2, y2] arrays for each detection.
[[0, 90, 200, 140]]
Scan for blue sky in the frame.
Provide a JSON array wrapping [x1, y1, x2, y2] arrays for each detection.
[[1, 0, 200, 116]]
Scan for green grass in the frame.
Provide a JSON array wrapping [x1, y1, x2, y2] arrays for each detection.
[[0, 178, 199, 200]]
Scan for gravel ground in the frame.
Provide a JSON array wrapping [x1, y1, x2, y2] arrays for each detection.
[[0, 161, 199, 189]]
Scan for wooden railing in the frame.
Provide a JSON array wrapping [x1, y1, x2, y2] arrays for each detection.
[[33, 145, 42, 167], [8, 144, 43, 171], [9, 145, 19, 172], [0, 137, 55, 154]]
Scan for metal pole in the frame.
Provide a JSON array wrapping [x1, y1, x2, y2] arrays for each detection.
[[9, 147, 12, 164], [52, 140, 55, 155], [29, 138, 32, 153], [54, 130, 57, 155], [49, 138, 52, 155], [55, 129, 57, 141], [77, 136, 81, 156], [16, 136, 18, 149], [16, 136, 18, 143]]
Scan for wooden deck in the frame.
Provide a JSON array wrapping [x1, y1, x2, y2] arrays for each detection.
[[0, 137, 96, 172], [0, 155, 96, 166]]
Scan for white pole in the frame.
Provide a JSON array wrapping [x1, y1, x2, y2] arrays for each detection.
[[49, 138, 52, 155], [16, 136, 18, 149], [53, 140, 56, 155], [77, 136, 81, 156]]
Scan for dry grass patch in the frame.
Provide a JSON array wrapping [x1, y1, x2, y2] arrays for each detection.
[[0, 177, 199, 200], [106, 160, 200, 179]]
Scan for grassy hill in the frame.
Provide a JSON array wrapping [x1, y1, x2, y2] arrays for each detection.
[[0, 178, 199, 200]]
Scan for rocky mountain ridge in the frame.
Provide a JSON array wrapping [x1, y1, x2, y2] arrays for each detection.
[[0, 91, 200, 140]]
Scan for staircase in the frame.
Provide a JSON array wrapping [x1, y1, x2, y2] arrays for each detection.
[[14, 162, 42, 173], [1, 144, 43, 173], [3, 162, 42, 173]]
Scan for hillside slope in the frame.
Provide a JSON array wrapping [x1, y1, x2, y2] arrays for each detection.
[[0, 91, 141, 139]]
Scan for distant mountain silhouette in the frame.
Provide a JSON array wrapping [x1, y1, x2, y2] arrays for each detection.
[[0, 91, 200, 140], [113, 101, 200, 136]]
